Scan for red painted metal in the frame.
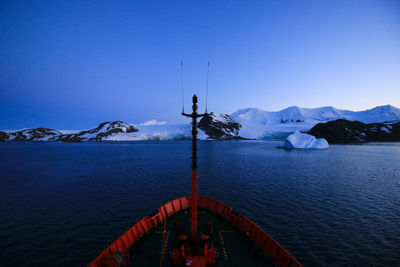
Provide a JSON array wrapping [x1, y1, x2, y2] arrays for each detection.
[[208, 218, 213, 236], [201, 234, 209, 241], [169, 243, 217, 265], [170, 171, 216, 265], [191, 170, 198, 241], [186, 256, 207, 267], [88, 196, 302, 267]]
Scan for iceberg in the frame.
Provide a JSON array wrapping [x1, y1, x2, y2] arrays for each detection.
[[279, 130, 329, 149]]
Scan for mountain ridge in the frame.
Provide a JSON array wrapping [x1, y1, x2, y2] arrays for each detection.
[[231, 104, 400, 124], [230, 104, 400, 139], [1, 105, 400, 141]]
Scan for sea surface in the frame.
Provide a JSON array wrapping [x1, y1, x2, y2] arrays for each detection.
[[0, 141, 399, 266]]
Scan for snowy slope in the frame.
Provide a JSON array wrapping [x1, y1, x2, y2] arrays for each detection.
[[57, 121, 138, 141], [231, 105, 400, 139], [59, 120, 191, 141], [104, 122, 191, 141], [7, 128, 61, 141]]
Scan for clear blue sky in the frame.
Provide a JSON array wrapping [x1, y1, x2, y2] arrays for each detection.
[[1, 0, 399, 129]]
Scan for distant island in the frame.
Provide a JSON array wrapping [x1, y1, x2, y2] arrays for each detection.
[[1, 105, 400, 143]]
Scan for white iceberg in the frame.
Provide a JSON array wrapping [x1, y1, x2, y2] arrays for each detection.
[[279, 130, 329, 149]]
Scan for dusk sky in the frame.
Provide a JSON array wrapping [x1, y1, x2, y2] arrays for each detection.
[[1, 0, 399, 129]]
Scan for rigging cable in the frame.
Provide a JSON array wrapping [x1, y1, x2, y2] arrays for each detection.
[[205, 60, 210, 113], [181, 59, 184, 113], [205, 14, 213, 114]]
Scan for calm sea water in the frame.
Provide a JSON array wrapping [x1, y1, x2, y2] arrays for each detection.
[[0, 141, 399, 266]]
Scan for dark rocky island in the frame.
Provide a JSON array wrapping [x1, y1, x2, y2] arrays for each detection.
[[199, 112, 243, 139], [309, 119, 400, 143]]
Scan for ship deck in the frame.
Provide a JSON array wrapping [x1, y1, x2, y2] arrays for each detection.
[[88, 196, 301, 267], [128, 208, 274, 266]]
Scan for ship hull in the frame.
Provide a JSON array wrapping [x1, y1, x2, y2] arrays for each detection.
[[88, 196, 302, 267]]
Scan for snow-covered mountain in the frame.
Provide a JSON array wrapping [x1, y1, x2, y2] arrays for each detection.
[[6, 128, 62, 141], [231, 105, 400, 124], [0, 116, 240, 142], [1, 105, 399, 142], [0, 121, 140, 142], [230, 105, 400, 139], [58, 121, 138, 142], [0, 121, 192, 142]]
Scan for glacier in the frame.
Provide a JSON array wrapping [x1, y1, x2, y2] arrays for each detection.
[[104, 122, 191, 141]]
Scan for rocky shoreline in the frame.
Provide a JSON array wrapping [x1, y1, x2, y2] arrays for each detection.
[[309, 119, 400, 143]]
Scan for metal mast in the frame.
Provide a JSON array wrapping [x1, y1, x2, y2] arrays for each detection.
[[182, 94, 206, 242]]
